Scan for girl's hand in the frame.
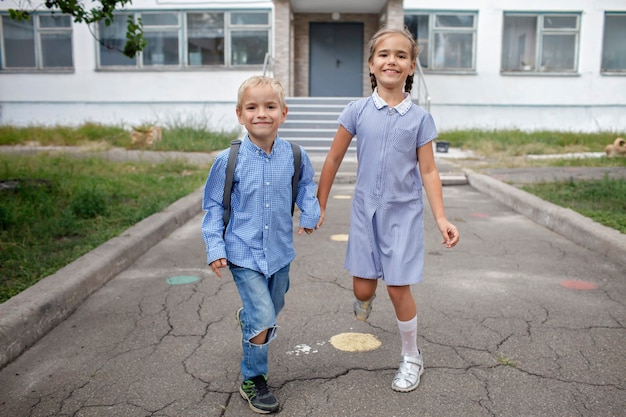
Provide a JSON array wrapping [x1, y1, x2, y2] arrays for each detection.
[[315, 208, 326, 229], [298, 227, 315, 235], [437, 219, 459, 248], [209, 258, 227, 278]]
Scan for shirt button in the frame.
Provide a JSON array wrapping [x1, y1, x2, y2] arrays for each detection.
[[265, 181, 270, 185], [264, 225, 269, 230], [265, 203, 270, 208]]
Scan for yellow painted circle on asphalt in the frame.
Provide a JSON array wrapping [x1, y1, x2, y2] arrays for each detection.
[[333, 195, 352, 199], [331, 234, 349, 242], [329, 332, 382, 352]]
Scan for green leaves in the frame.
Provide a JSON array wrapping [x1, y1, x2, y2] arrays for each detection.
[[8, 0, 145, 58], [123, 16, 146, 58], [8, 9, 29, 21]]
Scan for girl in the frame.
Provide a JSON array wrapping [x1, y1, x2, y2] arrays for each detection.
[[316, 27, 459, 392]]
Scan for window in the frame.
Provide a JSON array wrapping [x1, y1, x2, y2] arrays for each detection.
[[187, 13, 224, 66], [98, 10, 270, 69], [501, 13, 580, 73], [405, 12, 477, 72], [0, 13, 73, 70], [99, 14, 136, 67], [142, 13, 180, 67], [602, 13, 626, 73]]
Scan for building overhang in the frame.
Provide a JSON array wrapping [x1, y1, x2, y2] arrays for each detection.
[[289, 0, 387, 14]]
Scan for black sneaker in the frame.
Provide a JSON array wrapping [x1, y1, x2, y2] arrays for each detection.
[[239, 374, 279, 414]]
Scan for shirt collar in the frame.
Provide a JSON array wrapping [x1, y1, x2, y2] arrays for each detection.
[[242, 135, 284, 157], [372, 88, 413, 116]]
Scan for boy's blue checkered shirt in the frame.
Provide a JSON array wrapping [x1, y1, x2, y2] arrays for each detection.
[[201, 136, 320, 277]]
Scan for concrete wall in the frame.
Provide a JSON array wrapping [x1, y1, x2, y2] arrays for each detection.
[[404, 0, 626, 132], [1, 0, 625, 133]]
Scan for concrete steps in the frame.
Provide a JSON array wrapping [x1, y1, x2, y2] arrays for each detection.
[[280, 97, 357, 152]]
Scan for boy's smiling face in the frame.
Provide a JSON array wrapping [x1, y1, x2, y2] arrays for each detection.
[[236, 84, 288, 144]]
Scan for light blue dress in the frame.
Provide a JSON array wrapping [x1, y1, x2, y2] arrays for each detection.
[[339, 91, 437, 285]]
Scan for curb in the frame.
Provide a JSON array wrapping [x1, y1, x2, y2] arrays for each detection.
[[0, 187, 204, 370], [465, 169, 626, 269]]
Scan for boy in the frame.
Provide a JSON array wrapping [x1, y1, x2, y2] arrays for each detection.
[[201, 76, 320, 414]]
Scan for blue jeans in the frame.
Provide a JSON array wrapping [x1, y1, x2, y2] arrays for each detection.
[[229, 263, 290, 381]]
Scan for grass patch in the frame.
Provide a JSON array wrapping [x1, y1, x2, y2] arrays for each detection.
[[0, 121, 239, 153], [0, 121, 238, 303], [0, 123, 129, 147], [0, 153, 209, 303], [438, 129, 622, 157], [496, 355, 518, 368], [439, 129, 626, 170], [522, 176, 626, 234]]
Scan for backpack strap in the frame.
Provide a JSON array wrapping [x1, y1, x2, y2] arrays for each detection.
[[222, 139, 241, 236], [222, 139, 301, 237], [290, 142, 301, 216]]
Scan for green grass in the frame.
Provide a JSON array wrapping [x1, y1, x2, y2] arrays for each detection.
[[1, 121, 237, 303], [0, 120, 239, 152], [522, 176, 626, 234], [438, 129, 626, 169], [439, 129, 626, 233], [438, 129, 622, 156], [0, 153, 210, 302]]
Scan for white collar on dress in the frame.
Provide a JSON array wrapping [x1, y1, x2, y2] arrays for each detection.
[[372, 88, 413, 116]]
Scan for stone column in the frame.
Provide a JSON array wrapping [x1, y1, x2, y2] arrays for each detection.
[[382, 0, 404, 29], [273, 0, 292, 95]]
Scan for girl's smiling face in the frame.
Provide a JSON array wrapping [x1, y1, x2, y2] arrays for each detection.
[[369, 33, 416, 92]]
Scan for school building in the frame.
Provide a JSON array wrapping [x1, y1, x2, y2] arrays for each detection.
[[1, 0, 625, 146]]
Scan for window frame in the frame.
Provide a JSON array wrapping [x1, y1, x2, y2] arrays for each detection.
[[501, 12, 581, 75], [404, 10, 478, 74], [601, 12, 626, 75], [140, 12, 182, 68], [96, 9, 271, 71], [0, 12, 74, 72]]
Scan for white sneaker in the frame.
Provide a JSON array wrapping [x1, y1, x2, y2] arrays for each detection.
[[391, 352, 424, 392]]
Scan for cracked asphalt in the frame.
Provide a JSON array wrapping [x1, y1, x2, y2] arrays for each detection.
[[1, 151, 625, 416]]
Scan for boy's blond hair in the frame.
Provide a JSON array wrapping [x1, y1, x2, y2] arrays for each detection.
[[236, 76, 286, 111]]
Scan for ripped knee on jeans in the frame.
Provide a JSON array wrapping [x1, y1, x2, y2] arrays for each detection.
[[248, 326, 278, 345]]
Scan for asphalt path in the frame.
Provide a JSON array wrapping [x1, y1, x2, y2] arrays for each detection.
[[1, 149, 625, 416]]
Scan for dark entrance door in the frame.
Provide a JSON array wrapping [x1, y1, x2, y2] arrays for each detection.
[[309, 22, 363, 97]]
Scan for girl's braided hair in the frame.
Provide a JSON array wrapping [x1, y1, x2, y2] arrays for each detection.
[[368, 26, 419, 93]]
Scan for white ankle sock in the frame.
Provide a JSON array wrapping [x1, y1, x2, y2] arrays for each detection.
[[397, 316, 419, 357]]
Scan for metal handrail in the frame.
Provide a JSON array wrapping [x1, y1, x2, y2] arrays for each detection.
[[262, 52, 274, 76], [411, 57, 431, 112]]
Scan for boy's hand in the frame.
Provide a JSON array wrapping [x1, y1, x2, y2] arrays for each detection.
[[298, 227, 315, 235], [209, 258, 227, 278]]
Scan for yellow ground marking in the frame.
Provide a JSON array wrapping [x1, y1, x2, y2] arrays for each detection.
[[330, 234, 349, 242], [333, 195, 352, 200], [329, 332, 382, 352]]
